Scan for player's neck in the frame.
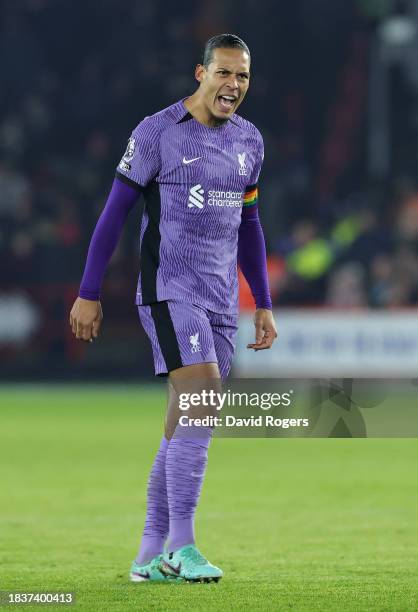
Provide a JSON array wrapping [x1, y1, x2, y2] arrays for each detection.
[[184, 93, 227, 128]]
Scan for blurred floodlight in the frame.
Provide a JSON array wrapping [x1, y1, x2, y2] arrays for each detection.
[[379, 16, 416, 46], [0, 293, 40, 344]]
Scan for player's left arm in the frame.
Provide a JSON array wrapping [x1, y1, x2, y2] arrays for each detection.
[[238, 133, 278, 351]]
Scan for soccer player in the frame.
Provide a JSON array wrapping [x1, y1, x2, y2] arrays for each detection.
[[69, 33, 277, 583]]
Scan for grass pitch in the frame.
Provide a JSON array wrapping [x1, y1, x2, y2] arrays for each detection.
[[0, 385, 417, 611]]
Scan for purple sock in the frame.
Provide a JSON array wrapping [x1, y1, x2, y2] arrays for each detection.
[[165, 424, 213, 552], [135, 436, 169, 565]]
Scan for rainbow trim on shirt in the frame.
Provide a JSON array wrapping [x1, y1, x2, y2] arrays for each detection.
[[243, 184, 258, 208]]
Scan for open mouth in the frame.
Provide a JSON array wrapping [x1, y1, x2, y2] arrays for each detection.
[[216, 94, 237, 113]]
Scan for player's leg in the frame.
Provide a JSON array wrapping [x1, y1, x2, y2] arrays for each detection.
[[130, 304, 173, 581], [132, 436, 168, 561], [165, 362, 220, 545], [131, 301, 221, 582], [159, 312, 238, 582], [162, 362, 223, 581], [152, 301, 225, 580], [162, 302, 222, 551], [130, 435, 173, 581], [160, 312, 236, 568]]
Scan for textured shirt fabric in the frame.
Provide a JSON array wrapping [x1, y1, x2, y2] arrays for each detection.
[[77, 175, 271, 308], [116, 98, 265, 315]]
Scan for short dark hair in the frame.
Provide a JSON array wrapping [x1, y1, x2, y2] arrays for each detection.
[[202, 33, 250, 67]]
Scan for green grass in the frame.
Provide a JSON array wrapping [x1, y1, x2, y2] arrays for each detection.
[[0, 386, 417, 611]]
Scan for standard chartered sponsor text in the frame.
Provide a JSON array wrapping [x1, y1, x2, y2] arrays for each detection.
[[208, 189, 243, 207]]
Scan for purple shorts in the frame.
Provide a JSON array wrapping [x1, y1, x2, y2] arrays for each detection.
[[137, 300, 238, 379]]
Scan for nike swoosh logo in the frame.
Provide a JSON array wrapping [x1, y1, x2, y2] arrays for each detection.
[[183, 156, 201, 164], [162, 560, 181, 575], [132, 571, 150, 579]]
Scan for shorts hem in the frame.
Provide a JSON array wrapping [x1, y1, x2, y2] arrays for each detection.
[[155, 359, 220, 377]]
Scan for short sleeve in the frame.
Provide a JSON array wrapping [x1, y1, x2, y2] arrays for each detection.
[[116, 117, 161, 188], [247, 131, 264, 186], [242, 131, 264, 213]]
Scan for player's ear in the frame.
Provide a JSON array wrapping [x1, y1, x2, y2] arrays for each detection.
[[195, 64, 205, 83]]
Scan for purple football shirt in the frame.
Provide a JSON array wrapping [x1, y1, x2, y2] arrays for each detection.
[[116, 99, 264, 315]]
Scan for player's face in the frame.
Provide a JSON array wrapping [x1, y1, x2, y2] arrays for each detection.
[[196, 48, 250, 121]]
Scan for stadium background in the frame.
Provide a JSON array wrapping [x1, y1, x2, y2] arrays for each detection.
[[2, 0, 418, 378], [1, 2, 418, 610]]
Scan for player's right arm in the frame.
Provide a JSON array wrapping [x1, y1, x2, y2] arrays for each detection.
[[69, 118, 161, 342], [69, 178, 140, 341]]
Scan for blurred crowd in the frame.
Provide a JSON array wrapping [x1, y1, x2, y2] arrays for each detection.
[[1, 0, 418, 311], [258, 187, 418, 309]]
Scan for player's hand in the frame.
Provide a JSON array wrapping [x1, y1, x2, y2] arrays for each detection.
[[247, 308, 278, 351], [69, 297, 103, 342]]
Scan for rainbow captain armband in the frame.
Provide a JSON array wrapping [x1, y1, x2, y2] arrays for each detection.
[[243, 184, 258, 210]]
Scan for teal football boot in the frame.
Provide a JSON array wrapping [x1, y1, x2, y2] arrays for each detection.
[[160, 544, 223, 583], [130, 554, 184, 583]]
